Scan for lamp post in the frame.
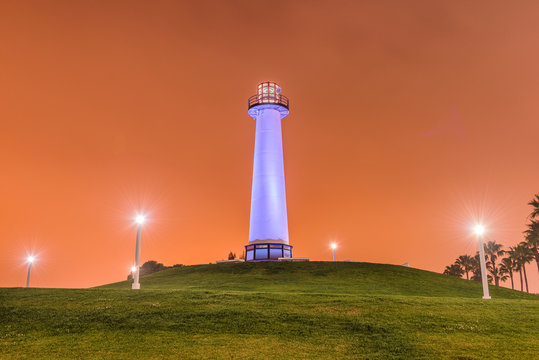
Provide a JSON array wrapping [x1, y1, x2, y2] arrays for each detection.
[[26, 256, 35, 288], [474, 225, 491, 299], [132, 214, 145, 290], [331, 243, 337, 262]]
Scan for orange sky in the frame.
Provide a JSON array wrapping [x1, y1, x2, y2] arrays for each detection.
[[0, 1, 537, 292]]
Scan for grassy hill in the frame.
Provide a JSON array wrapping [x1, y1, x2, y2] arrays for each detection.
[[100, 261, 534, 299], [1, 262, 537, 359]]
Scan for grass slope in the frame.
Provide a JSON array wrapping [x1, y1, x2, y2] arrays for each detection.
[[100, 261, 534, 299], [1, 262, 537, 359]]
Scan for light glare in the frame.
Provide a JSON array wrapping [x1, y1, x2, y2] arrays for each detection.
[[27, 256, 35, 263], [474, 225, 485, 236], [131, 266, 137, 273], [331, 243, 337, 249], [135, 214, 145, 225]]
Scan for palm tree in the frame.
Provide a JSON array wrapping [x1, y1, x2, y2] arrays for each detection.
[[498, 271, 509, 285], [470, 253, 493, 283], [508, 247, 524, 291], [443, 263, 464, 278], [512, 243, 533, 293], [523, 220, 539, 273], [499, 257, 516, 290], [470, 253, 481, 281], [455, 255, 474, 280], [483, 240, 505, 286], [527, 194, 539, 219]]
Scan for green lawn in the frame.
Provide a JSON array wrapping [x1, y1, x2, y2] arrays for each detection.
[[1, 262, 537, 359]]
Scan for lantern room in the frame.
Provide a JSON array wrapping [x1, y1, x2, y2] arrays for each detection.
[[248, 81, 289, 110]]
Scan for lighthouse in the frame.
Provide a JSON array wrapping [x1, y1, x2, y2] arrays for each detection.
[[245, 81, 293, 261]]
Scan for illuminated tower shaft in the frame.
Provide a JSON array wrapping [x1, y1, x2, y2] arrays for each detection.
[[250, 106, 289, 240], [245, 82, 292, 261]]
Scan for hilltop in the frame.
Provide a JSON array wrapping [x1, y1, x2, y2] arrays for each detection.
[[100, 261, 534, 299]]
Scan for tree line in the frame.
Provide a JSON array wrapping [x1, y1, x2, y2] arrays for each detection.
[[443, 195, 539, 293]]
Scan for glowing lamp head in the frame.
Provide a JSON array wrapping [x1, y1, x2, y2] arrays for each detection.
[[474, 225, 485, 236], [27, 256, 35, 263], [131, 266, 137, 273], [135, 214, 145, 225], [331, 243, 337, 250]]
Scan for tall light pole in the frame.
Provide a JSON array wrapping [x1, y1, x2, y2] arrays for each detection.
[[132, 214, 145, 290], [474, 225, 491, 299], [331, 243, 337, 262], [26, 256, 35, 288]]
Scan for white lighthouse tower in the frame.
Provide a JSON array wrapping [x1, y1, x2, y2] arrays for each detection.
[[245, 81, 293, 261]]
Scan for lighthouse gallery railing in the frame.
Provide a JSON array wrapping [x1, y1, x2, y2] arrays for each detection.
[[248, 94, 289, 110]]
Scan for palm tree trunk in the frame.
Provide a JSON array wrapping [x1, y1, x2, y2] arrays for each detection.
[[509, 271, 514, 290], [491, 258, 500, 286], [519, 269, 523, 291], [523, 264, 529, 293], [465, 271, 469, 280]]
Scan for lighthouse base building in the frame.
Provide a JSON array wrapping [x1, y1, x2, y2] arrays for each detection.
[[245, 82, 293, 261], [245, 241, 293, 262]]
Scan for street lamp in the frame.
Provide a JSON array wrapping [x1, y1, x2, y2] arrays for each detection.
[[331, 243, 337, 262], [132, 214, 145, 290], [474, 225, 491, 299], [26, 256, 35, 288]]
